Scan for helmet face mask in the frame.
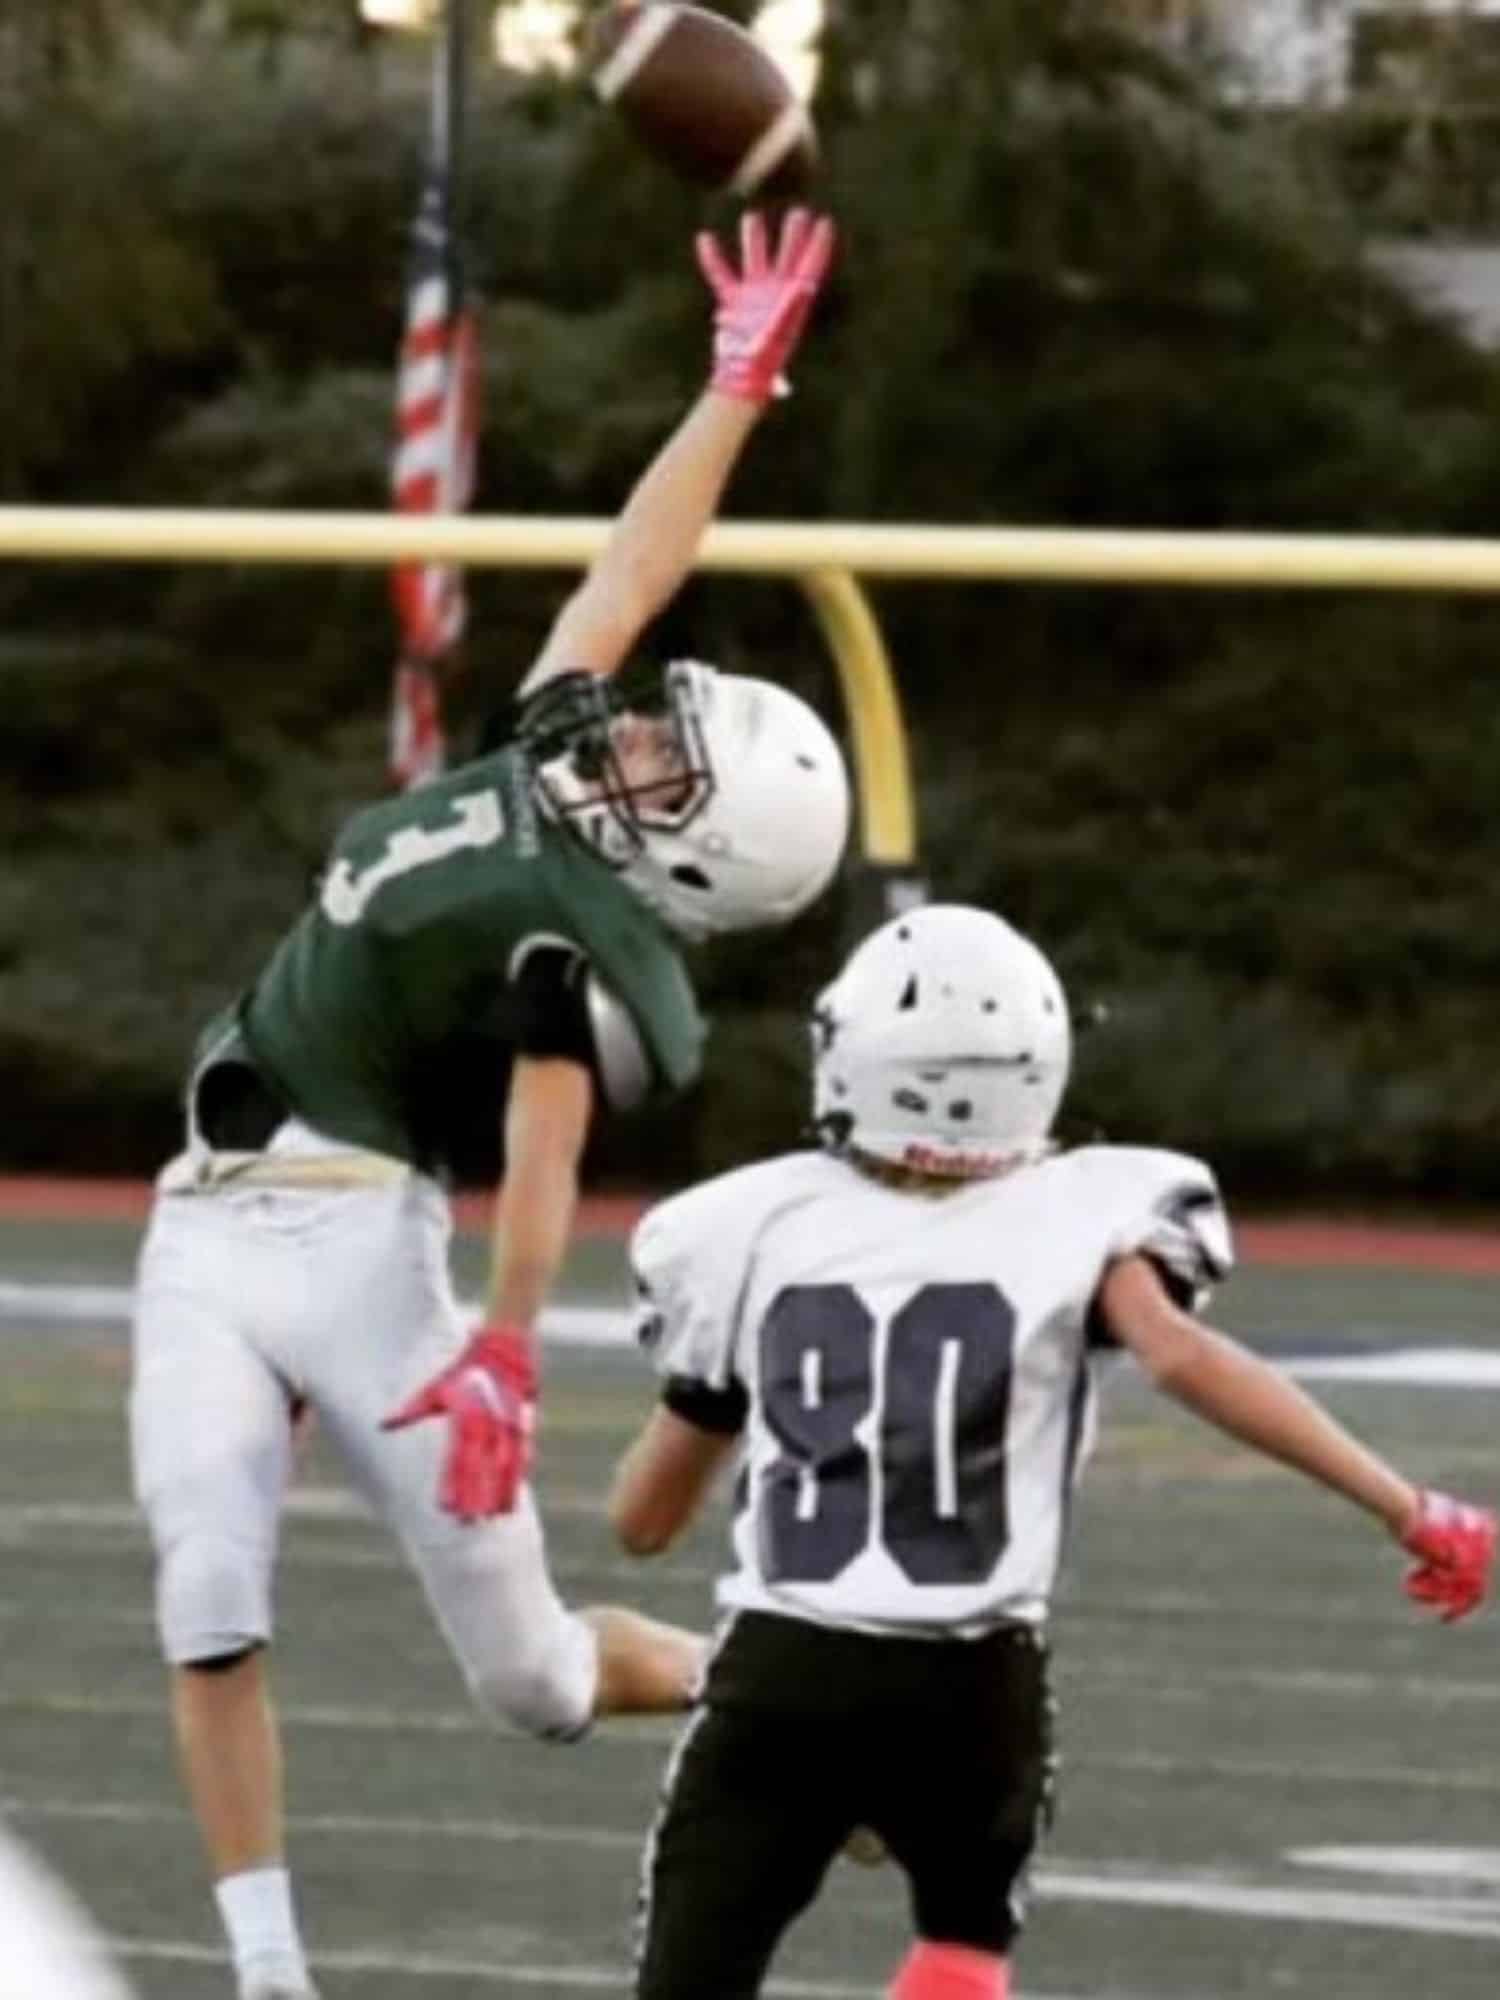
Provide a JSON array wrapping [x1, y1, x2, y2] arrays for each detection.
[[519, 668, 714, 865], [812, 905, 1072, 1179], [523, 662, 850, 941]]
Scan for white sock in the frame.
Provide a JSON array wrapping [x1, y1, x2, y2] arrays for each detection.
[[214, 1866, 309, 1985]]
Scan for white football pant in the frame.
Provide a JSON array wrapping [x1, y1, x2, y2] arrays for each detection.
[[130, 1127, 597, 1739]]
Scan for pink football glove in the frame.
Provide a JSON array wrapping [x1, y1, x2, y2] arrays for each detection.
[[383, 1324, 538, 1523], [1399, 1488, 1496, 1623], [698, 206, 836, 405]]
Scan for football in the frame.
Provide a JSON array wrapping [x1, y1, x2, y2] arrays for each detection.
[[586, 2, 818, 200]]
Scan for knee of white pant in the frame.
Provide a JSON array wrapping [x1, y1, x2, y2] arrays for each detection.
[[461, 1612, 598, 1740], [155, 1531, 273, 1666]]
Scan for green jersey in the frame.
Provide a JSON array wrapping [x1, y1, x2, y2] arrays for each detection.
[[208, 745, 703, 1168]]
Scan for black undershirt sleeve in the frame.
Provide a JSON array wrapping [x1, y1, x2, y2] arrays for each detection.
[[511, 946, 594, 1068], [661, 1374, 749, 1436]]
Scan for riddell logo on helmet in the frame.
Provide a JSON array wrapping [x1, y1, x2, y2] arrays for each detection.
[[901, 1141, 1011, 1179]]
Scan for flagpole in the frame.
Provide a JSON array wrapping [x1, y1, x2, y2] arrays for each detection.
[[388, 0, 478, 790], [431, 0, 469, 237]]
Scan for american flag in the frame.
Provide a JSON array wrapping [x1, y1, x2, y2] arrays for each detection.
[[389, 162, 480, 789]]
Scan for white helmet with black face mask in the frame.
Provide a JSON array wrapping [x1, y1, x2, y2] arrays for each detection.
[[812, 904, 1072, 1179], [523, 661, 850, 940]]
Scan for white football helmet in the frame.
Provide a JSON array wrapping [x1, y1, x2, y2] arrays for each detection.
[[528, 660, 850, 940], [812, 904, 1071, 1177]]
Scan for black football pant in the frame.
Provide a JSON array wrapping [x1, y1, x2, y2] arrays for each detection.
[[634, 1609, 1054, 2000]]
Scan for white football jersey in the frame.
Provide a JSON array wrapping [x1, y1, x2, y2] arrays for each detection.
[[631, 1144, 1231, 1637]]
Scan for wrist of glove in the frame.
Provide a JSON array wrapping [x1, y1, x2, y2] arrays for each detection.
[[708, 343, 792, 407], [1399, 1487, 1496, 1623], [464, 1323, 539, 1407]]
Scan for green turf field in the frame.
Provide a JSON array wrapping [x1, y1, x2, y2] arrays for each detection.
[[3, 1216, 1499, 1999]]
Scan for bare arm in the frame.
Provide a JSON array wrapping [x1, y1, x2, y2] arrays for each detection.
[[1099, 1254, 1421, 1538], [522, 208, 836, 693], [486, 1055, 594, 1328], [610, 1405, 738, 1556], [524, 391, 761, 690]]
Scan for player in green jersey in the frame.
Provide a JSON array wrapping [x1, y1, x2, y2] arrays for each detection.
[[129, 208, 849, 2000]]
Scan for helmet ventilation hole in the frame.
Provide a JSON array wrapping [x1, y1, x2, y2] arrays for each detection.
[[670, 864, 712, 890], [898, 975, 919, 1010]]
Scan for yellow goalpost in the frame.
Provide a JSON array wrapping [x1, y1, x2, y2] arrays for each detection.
[[7, 505, 1500, 883], [10, 507, 1500, 590]]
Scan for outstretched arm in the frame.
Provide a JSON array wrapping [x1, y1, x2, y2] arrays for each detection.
[[1100, 1254, 1495, 1620], [524, 392, 761, 688], [523, 208, 836, 691], [1102, 1255, 1417, 1526]]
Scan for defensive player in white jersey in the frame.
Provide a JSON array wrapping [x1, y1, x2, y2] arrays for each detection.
[[129, 210, 847, 2000], [610, 904, 1497, 2000]]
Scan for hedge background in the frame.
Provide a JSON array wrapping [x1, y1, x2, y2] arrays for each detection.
[[8, 1, 1500, 1202]]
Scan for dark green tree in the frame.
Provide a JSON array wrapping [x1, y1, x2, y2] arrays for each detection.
[[0, 0, 223, 493]]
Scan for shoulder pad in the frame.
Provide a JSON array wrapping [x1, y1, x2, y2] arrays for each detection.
[[1068, 1144, 1233, 1297], [585, 968, 652, 1113]]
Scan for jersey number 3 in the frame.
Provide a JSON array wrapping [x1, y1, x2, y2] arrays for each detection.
[[758, 1283, 1014, 1588], [321, 791, 506, 927]]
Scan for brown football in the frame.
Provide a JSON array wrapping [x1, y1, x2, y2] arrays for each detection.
[[586, 2, 818, 200]]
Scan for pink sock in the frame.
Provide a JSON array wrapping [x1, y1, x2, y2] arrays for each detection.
[[888, 1940, 1011, 1999]]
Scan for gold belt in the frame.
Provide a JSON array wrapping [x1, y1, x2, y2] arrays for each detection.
[[160, 1149, 409, 1195]]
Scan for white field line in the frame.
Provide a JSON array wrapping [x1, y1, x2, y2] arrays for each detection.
[[6, 1794, 1493, 1951], [102, 1887, 1500, 1958], [1289, 1345, 1500, 1387], [18, 1799, 1500, 1900], [0, 1281, 628, 1348], [105, 1936, 1117, 2000], [7, 1509, 1500, 1716], [7, 1277, 1500, 1385], [6, 1690, 1500, 1793], [0, 1488, 612, 1531], [4, 1597, 1499, 1723], [1079, 1746, 1500, 1795], [1038, 1865, 1500, 1939], [0, 1497, 1459, 1633], [0, 1532, 676, 1579], [7, 1566, 1500, 1716], [0, 1281, 135, 1324], [0, 1493, 373, 1527], [104, 1936, 888, 1996], [0, 1687, 685, 1745], [4, 1796, 639, 1850], [1291, 1845, 1500, 1885], [101, 1941, 1170, 2000]]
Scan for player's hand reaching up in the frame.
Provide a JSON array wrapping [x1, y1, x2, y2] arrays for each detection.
[[1398, 1488, 1496, 1622], [698, 207, 836, 405], [383, 1324, 538, 1522]]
